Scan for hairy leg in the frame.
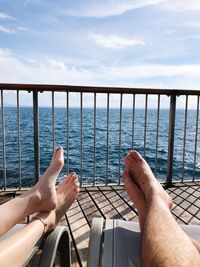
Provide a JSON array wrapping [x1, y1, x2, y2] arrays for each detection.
[[0, 147, 64, 237], [0, 172, 79, 267], [124, 151, 200, 267]]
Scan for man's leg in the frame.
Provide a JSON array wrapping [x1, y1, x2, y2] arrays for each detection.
[[0, 172, 79, 267], [124, 150, 200, 267], [142, 197, 200, 267]]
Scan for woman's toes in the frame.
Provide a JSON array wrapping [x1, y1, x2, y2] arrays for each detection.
[[67, 172, 78, 183], [52, 146, 63, 159], [74, 183, 80, 191], [55, 149, 64, 166], [62, 172, 77, 184]]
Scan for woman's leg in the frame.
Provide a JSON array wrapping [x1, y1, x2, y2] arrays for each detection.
[[0, 147, 64, 237], [0, 172, 79, 267]]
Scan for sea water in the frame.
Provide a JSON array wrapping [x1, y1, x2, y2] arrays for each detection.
[[0, 107, 199, 188]]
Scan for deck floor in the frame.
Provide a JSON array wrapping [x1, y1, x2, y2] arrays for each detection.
[[1, 183, 200, 266]]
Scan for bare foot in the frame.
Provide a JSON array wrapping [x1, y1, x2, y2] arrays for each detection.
[[22, 147, 64, 214], [55, 172, 79, 224], [123, 168, 146, 231], [35, 172, 79, 232], [124, 150, 172, 210]]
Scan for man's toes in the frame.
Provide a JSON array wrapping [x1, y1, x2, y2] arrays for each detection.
[[124, 155, 136, 171], [123, 169, 130, 182], [122, 168, 128, 178], [125, 152, 137, 162], [123, 171, 132, 189], [129, 150, 143, 162]]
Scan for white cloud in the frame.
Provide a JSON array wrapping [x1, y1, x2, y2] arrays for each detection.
[[25, 57, 37, 63], [63, 0, 166, 18], [0, 25, 13, 33], [24, 0, 46, 5], [0, 12, 15, 20], [17, 26, 29, 32], [1, 49, 200, 108], [0, 24, 29, 34], [104, 64, 200, 80], [1, 48, 200, 91], [0, 49, 91, 85], [180, 22, 200, 28], [90, 33, 146, 48], [47, 59, 67, 70], [0, 48, 12, 56], [164, 29, 176, 34], [162, 0, 200, 12]]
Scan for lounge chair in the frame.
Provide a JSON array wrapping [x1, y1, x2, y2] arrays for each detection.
[[0, 224, 71, 267], [87, 218, 200, 267]]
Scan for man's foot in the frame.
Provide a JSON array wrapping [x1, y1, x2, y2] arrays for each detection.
[[123, 168, 146, 230], [124, 150, 173, 210], [22, 147, 64, 214], [35, 172, 79, 232]]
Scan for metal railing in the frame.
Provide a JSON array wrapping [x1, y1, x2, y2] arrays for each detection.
[[0, 83, 200, 191]]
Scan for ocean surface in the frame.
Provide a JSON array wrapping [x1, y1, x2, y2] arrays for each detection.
[[0, 107, 199, 188]]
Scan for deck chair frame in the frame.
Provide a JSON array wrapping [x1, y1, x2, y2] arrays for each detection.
[[88, 218, 200, 267]]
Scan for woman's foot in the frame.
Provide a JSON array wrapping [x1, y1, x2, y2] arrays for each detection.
[[124, 150, 173, 210], [35, 172, 79, 232], [22, 147, 64, 214]]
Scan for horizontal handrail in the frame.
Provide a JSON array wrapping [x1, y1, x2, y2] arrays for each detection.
[[0, 83, 200, 95]]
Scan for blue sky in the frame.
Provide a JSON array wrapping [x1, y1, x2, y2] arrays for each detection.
[[1, 0, 200, 106]]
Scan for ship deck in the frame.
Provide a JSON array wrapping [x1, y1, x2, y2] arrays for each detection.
[[1, 183, 200, 266]]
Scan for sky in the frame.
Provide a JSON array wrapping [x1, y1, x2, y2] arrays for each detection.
[[1, 0, 200, 107]]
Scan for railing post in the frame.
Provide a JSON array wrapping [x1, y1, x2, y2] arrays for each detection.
[[33, 91, 40, 183], [166, 94, 176, 187], [1, 90, 7, 190]]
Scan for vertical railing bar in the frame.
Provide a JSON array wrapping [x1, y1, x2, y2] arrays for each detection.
[[17, 91, 21, 189], [52, 91, 55, 150], [33, 91, 40, 183], [154, 94, 160, 177], [144, 94, 148, 158], [132, 94, 135, 148], [93, 93, 96, 186], [66, 91, 69, 174], [118, 93, 123, 184], [1, 90, 6, 190], [181, 95, 188, 182], [166, 94, 176, 187], [106, 93, 110, 184], [193, 95, 199, 181], [80, 92, 83, 186]]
